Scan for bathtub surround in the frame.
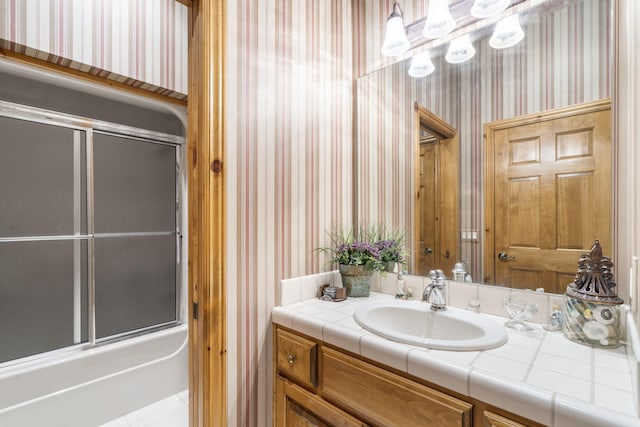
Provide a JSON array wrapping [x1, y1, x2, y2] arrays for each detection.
[[0, 326, 188, 427]]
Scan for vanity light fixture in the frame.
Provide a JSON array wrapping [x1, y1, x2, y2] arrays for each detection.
[[470, 0, 510, 19], [489, 14, 524, 49], [422, 0, 456, 39], [381, 2, 410, 57], [445, 34, 476, 64], [408, 50, 435, 78]]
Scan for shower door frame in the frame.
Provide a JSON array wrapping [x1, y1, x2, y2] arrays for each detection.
[[0, 100, 186, 366]]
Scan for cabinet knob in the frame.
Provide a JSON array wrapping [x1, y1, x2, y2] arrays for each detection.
[[287, 354, 296, 365]]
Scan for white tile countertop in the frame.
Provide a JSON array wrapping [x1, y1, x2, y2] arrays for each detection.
[[273, 272, 640, 427]]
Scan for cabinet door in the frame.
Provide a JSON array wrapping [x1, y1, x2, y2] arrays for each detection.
[[286, 399, 330, 427], [320, 347, 472, 427], [277, 328, 318, 388], [276, 376, 368, 427], [482, 410, 529, 427]]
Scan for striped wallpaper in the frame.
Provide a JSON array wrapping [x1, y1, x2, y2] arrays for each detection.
[[0, 0, 188, 99], [225, 1, 353, 425], [0, 1, 615, 426], [356, 0, 611, 281]]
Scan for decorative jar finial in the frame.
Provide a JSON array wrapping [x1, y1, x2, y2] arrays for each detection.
[[565, 240, 623, 305]]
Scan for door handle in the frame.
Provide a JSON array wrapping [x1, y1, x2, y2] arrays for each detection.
[[424, 247, 433, 254], [498, 252, 516, 262]]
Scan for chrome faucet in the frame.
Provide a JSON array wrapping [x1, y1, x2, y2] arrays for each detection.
[[422, 270, 447, 311]]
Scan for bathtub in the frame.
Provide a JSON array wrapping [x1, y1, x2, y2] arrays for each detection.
[[0, 325, 188, 427]]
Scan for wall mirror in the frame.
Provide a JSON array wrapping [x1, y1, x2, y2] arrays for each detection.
[[355, 0, 613, 294]]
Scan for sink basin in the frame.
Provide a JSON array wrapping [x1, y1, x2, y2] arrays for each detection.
[[354, 300, 507, 351]]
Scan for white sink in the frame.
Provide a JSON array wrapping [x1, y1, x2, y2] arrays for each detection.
[[354, 300, 507, 351]]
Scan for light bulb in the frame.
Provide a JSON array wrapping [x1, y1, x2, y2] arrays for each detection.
[[422, 0, 456, 39], [381, 3, 410, 57], [445, 35, 476, 64], [408, 51, 435, 78], [470, 0, 510, 19], [489, 14, 524, 49]]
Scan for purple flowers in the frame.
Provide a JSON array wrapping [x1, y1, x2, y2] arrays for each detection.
[[375, 239, 404, 263], [318, 227, 407, 271], [333, 241, 381, 267]]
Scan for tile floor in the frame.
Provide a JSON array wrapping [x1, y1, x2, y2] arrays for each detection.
[[99, 389, 188, 427]]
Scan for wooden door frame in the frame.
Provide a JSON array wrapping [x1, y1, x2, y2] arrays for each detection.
[[413, 103, 459, 275], [483, 98, 612, 284], [187, 1, 227, 426]]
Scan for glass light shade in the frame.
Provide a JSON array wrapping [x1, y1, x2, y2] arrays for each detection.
[[408, 51, 435, 78], [445, 35, 476, 64], [489, 15, 524, 49], [381, 15, 410, 56], [470, 0, 510, 19], [422, 0, 456, 39]]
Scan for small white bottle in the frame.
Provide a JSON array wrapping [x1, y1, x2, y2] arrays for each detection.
[[395, 273, 405, 299]]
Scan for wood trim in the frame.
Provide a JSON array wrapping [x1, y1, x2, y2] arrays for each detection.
[[483, 98, 612, 283], [483, 120, 496, 284], [483, 98, 611, 131], [0, 48, 187, 107], [413, 104, 422, 274], [415, 102, 458, 139], [188, 0, 227, 426]]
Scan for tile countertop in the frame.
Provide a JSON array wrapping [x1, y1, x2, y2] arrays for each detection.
[[273, 273, 640, 427]]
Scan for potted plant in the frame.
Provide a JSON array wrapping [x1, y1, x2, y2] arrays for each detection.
[[318, 228, 382, 297], [374, 228, 407, 274]]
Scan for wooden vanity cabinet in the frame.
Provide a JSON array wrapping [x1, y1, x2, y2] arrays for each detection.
[[274, 326, 540, 427]]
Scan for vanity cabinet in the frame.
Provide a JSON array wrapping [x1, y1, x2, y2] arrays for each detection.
[[276, 376, 368, 426], [274, 326, 542, 427]]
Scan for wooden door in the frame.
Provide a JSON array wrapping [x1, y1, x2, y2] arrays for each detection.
[[417, 142, 438, 275], [414, 104, 459, 277], [485, 100, 612, 293]]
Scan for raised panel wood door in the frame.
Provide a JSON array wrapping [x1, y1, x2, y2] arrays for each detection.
[[490, 103, 611, 293]]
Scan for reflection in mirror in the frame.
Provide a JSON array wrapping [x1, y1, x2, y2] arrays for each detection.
[[414, 105, 459, 277], [484, 99, 611, 294], [355, 0, 612, 293]]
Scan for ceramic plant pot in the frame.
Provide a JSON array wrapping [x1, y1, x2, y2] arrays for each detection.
[[382, 261, 396, 274], [339, 264, 374, 297]]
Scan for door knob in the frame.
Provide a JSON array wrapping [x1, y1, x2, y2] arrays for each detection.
[[424, 247, 433, 254], [498, 252, 516, 262]]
